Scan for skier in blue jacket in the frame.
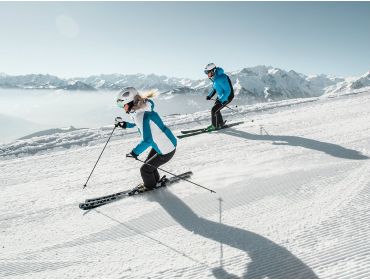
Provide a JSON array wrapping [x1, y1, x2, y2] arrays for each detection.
[[204, 63, 234, 131], [115, 87, 177, 191]]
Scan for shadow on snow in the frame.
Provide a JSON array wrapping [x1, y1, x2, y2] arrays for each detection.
[[220, 128, 368, 160], [149, 190, 318, 279]]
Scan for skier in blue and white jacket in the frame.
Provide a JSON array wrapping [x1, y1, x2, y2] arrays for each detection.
[[204, 63, 234, 131], [115, 87, 177, 191]]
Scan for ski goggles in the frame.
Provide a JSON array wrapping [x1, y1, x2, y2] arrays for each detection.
[[204, 69, 215, 75], [117, 99, 125, 108]]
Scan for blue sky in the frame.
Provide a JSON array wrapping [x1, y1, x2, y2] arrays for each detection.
[[0, 1, 369, 79]]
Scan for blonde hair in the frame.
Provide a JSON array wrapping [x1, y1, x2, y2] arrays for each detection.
[[140, 89, 158, 99], [132, 89, 158, 111]]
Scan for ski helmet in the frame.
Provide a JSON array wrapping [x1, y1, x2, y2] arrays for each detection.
[[117, 87, 138, 108], [204, 63, 216, 75]]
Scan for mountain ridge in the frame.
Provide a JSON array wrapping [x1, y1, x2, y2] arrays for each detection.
[[0, 66, 368, 102]]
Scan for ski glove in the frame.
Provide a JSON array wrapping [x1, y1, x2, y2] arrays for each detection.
[[206, 96, 212, 100], [126, 150, 138, 160], [115, 117, 127, 129]]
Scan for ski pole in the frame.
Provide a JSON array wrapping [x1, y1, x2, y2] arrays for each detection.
[[83, 126, 117, 189], [220, 103, 274, 134], [221, 102, 273, 135], [127, 156, 216, 193], [211, 98, 254, 123]]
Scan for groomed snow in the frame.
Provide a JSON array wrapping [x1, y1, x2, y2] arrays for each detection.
[[1, 89, 370, 278]]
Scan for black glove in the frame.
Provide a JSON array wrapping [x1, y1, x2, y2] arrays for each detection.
[[206, 96, 211, 100], [114, 117, 126, 129], [126, 150, 138, 160]]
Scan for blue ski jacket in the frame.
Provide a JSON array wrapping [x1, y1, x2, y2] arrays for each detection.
[[207, 67, 232, 103], [126, 100, 177, 156]]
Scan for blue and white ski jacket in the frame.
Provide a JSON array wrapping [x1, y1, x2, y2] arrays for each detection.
[[126, 100, 177, 156], [207, 67, 232, 104]]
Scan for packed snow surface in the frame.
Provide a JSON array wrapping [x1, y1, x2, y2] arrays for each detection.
[[1, 89, 370, 278]]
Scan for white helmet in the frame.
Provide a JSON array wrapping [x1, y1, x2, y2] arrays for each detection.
[[117, 87, 138, 108], [204, 63, 216, 75]]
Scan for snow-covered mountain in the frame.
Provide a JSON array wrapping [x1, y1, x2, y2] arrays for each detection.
[[228, 66, 344, 102], [0, 74, 93, 90], [327, 71, 370, 93], [78, 74, 196, 92], [63, 80, 97, 91], [323, 71, 370, 94], [351, 71, 370, 89], [0, 67, 369, 101]]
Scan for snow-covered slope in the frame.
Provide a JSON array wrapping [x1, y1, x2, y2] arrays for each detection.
[[0, 97, 321, 158], [0, 89, 370, 278]]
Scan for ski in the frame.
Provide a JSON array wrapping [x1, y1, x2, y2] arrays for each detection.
[[180, 120, 228, 134], [85, 190, 131, 203], [85, 170, 193, 203], [181, 127, 207, 134], [79, 171, 193, 210], [178, 121, 244, 139]]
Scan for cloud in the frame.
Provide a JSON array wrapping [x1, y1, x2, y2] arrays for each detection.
[[55, 14, 80, 38]]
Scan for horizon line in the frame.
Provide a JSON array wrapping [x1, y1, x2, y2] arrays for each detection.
[[1, 65, 368, 81]]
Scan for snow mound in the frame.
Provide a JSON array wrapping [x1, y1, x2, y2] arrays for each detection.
[[19, 126, 80, 140]]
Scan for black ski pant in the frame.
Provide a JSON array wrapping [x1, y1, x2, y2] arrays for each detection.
[[211, 93, 234, 128], [140, 148, 176, 189]]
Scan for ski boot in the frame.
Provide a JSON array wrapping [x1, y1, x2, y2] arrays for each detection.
[[130, 183, 148, 195], [205, 124, 216, 132], [216, 120, 227, 130], [155, 175, 168, 189]]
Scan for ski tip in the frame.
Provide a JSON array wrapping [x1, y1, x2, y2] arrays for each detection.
[[79, 203, 96, 211]]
